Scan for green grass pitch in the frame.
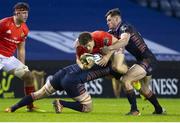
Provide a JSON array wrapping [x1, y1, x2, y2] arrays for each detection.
[[0, 98, 180, 122]]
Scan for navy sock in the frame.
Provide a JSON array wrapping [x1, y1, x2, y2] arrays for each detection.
[[146, 92, 162, 111], [11, 95, 34, 112], [126, 89, 138, 111], [60, 100, 83, 112]]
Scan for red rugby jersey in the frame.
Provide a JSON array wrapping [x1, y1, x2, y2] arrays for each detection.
[[91, 31, 112, 54], [76, 31, 112, 58], [0, 16, 29, 57]]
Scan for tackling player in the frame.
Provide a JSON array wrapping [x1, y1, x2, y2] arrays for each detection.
[[102, 8, 165, 115], [5, 62, 121, 113], [0, 2, 36, 111]]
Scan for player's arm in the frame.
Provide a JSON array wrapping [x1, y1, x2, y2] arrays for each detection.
[[102, 32, 130, 55], [93, 31, 115, 66], [96, 50, 114, 67], [108, 32, 130, 50], [75, 45, 94, 69], [17, 42, 26, 64], [76, 55, 84, 69], [102, 25, 131, 54]]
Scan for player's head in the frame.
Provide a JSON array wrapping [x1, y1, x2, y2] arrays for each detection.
[[78, 32, 95, 53], [105, 8, 122, 30], [13, 2, 29, 23]]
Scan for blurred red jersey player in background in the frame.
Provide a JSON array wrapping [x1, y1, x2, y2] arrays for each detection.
[[0, 2, 36, 111]]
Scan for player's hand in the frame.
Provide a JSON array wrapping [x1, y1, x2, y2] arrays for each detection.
[[82, 60, 94, 69], [80, 53, 94, 69], [96, 55, 110, 67], [101, 46, 110, 55]]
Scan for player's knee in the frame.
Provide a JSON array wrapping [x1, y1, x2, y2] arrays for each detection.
[[74, 92, 93, 112], [140, 85, 151, 96], [14, 65, 30, 78], [32, 86, 46, 100], [121, 77, 133, 90], [22, 71, 34, 84], [32, 81, 56, 100], [44, 79, 56, 95], [82, 102, 93, 113]]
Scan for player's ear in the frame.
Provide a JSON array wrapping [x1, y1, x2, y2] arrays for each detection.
[[115, 16, 119, 22]]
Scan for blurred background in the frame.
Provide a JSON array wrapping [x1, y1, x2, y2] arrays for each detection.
[[0, 0, 180, 98]]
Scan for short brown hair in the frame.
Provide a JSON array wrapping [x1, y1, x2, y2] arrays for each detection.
[[78, 32, 92, 45], [13, 2, 29, 11], [105, 8, 121, 18]]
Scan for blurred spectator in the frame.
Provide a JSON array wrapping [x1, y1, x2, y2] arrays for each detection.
[[131, 0, 180, 18]]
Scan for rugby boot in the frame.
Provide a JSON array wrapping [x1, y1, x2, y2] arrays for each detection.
[[52, 99, 63, 113], [5, 107, 13, 113], [153, 107, 166, 115], [126, 110, 141, 116]]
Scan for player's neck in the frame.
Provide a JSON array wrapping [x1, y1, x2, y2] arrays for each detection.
[[13, 16, 22, 27]]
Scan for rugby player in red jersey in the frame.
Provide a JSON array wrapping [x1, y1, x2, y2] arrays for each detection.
[[75, 31, 126, 98], [0, 2, 36, 111], [75, 31, 128, 72]]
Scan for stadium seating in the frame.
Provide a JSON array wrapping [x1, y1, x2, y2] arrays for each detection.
[[131, 0, 180, 18], [0, 0, 179, 60]]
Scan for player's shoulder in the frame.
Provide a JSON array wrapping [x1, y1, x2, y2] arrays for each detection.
[[92, 30, 107, 35], [120, 22, 131, 29], [0, 16, 13, 24], [92, 30, 110, 38], [120, 22, 134, 33], [0, 17, 14, 31]]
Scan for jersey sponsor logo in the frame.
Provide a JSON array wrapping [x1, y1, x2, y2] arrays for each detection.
[[28, 31, 180, 61], [21, 32, 25, 38], [4, 37, 20, 44]]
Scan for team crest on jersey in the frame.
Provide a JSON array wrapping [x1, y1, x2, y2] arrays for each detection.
[[104, 38, 109, 46], [21, 32, 25, 38], [120, 25, 127, 32]]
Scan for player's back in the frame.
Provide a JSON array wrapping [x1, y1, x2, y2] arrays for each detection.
[[91, 31, 112, 54], [110, 22, 156, 61]]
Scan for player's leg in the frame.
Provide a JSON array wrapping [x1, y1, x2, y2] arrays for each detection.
[[5, 77, 56, 112], [121, 64, 146, 115], [53, 91, 92, 113], [2, 56, 36, 111], [138, 58, 165, 114], [53, 73, 92, 113], [140, 76, 164, 114], [111, 52, 127, 98], [111, 78, 121, 98], [111, 52, 128, 74]]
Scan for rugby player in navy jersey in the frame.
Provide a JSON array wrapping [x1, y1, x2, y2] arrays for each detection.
[[102, 8, 165, 115], [5, 56, 121, 113]]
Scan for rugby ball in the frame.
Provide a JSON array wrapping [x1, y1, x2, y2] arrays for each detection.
[[80, 54, 94, 64], [93, 54, 103, 64]]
